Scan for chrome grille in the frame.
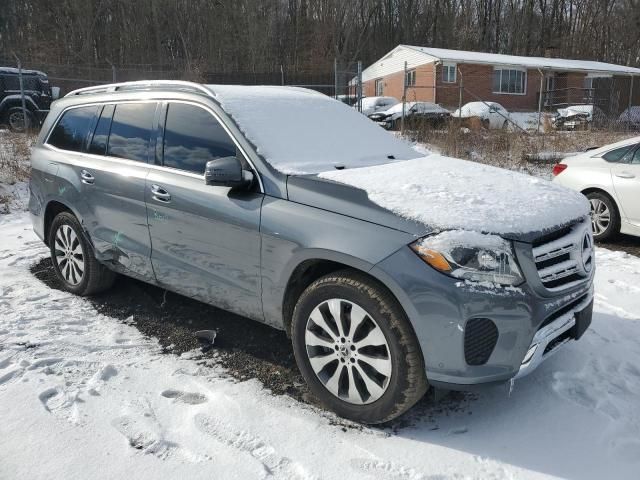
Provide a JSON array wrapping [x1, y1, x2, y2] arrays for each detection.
[[532, 223, 593, 291]]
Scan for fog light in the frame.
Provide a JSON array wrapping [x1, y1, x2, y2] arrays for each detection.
[[522, 345, 538, 365]]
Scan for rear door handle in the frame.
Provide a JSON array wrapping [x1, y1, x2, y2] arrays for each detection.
[[615, 171, 636, 179], [80, 169, 95, 185], [151, 184, 171, 202]]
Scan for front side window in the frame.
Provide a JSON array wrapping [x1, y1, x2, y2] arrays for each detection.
[[107, 103, 156, 162], [493, 68, 526, 94], [405, 69, 416, 87], [47, 106, 98, 152], [442, 64, 456, 83], [601, 145, 635, 162], [375, 79, 384, 96], [163, 103, 237, 175]]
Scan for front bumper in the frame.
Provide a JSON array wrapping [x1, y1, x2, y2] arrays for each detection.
[[371, 245, 594, 388]]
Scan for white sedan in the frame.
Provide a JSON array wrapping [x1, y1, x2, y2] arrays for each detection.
[[452, 101, 510, 129], [552, 136, 640, 240]]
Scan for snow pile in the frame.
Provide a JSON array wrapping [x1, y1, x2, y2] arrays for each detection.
[[319, 153, 589, 235], [209, 85, 418, 174], [1, 210, 640, 479]]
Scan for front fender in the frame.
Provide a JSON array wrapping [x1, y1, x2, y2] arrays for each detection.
[[259, 196, 413, 328]]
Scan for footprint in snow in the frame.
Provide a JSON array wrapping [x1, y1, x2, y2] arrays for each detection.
[[161, 389, 207, 405]]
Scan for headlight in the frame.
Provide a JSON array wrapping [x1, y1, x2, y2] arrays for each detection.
[[410, 231, 524, 286]]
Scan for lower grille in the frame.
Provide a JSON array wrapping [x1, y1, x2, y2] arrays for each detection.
[[464, 318, 498, 366]]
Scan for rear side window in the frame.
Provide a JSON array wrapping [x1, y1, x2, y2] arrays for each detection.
[[163, 103, 237, 174], [47, 106, 97, 152], [107, 103, 156, 162], [631, 147, 640, 164], [88, 104, 114, 156], [602, 145, 634, 162]]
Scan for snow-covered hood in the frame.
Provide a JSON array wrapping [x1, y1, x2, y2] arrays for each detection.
[[310, 154, 590, 242]]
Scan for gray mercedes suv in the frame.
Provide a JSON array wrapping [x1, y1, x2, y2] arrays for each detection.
[[29, 81, 595, 423]]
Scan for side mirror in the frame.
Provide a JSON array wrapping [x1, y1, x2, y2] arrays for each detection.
[[204, 156, 253, 189]]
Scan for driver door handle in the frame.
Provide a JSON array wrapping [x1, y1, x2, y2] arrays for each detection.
[[151, 184, 171, 202], [615, 171, 636, 179]]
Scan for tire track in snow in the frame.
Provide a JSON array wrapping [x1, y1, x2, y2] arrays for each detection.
[[195, 413, 316, 480]]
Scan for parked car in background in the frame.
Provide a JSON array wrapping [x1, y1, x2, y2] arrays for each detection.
[[618, 106, 640, 130], [0, 67, 53, 132], [368, 101, 451, 130], [553, 136, 640, 240], [552, 105, 608, 131], [452, 101, 510, 129], [357, 96, 399, 116], [31, 81, 594, 424]]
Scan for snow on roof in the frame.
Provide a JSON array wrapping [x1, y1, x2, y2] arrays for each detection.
[[359, 44, 640, 82], [404, 46, 640, 75], [207, 84, 419, 174], [319, 152, 589, 235]]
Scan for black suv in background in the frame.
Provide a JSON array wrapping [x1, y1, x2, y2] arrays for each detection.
[[0, 67, 52, 132]]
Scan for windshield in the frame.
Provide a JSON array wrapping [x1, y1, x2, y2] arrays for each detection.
[[210, 85, 420, 174]]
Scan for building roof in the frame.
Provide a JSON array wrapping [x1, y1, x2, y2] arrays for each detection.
[[359, 45, 640, 82]]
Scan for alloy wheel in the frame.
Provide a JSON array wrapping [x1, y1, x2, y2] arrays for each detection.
[[304, 298, 392, 405], [589, 198, 610, 236], [53, 224, 85, 286]]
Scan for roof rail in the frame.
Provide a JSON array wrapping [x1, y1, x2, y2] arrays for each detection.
[[65, 80, 214, 98]]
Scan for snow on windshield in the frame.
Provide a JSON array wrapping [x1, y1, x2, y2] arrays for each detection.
[[319, 153, 589, 234], [209, 85, 419, 174]]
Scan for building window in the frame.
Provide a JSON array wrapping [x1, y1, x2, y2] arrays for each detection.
[[375, 78, 383, 96], [493, 68, 526, 94], [442, 64, 456, 83], [405, 69, 416, 87]]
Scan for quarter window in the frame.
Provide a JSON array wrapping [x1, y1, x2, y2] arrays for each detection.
[[107, 103, 156, 162], [493, 68, 526, 94], [163, 103, 237, 175], [47, 106, 98, 152], [442, 64, 456, 83]]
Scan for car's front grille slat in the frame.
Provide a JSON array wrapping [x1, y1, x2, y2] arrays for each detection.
[[532, 223, 592, 292]]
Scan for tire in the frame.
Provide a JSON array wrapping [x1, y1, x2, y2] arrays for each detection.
[[586, 191, 620, 242], [501, 120, 509, 130], [48, 212, 116, 295], [481, 118, 491, 129], [291, 270, 427, 424], [6, 107, 34, 132]]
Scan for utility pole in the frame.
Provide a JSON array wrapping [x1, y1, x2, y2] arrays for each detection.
[[13, 53, 28, 132], [537, 69, 545, 134], [401, 61, 407, 135], [334, 58, 338, 99], [357, 61, 363, 113]]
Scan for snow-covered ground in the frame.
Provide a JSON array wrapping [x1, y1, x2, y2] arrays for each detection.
[[1, 204, 640, 479]]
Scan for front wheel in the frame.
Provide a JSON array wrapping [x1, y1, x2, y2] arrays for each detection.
[[48, 212, 117, 295], [291, 270, 427, 424]]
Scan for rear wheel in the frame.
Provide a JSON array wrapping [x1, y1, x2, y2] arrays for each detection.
[[48, 212, 116, 295], [291, 270, 427, 424], [586, 192, 620, 241]]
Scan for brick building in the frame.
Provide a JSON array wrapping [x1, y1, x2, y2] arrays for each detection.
[[358, 46, 640, 113]]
